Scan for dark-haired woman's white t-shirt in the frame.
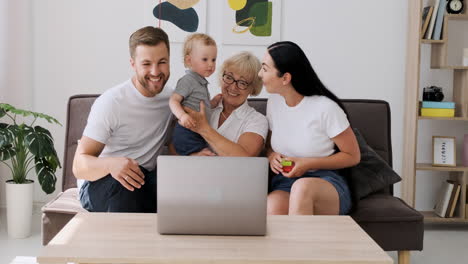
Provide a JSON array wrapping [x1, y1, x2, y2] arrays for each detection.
[[267, 94, 349, 158]]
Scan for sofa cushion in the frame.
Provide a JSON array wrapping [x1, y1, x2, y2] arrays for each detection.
[[42, 188, 87, 214], [348, 129, 401, 201]]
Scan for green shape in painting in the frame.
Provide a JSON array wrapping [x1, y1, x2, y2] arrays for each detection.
[[250, 2, 272, 36], [248, 1, 268, 26], [236, 0, 266, 27]]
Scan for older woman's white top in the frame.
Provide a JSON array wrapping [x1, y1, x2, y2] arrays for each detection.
[[267, 94, 349, 158], [209, 100, 269, 143]]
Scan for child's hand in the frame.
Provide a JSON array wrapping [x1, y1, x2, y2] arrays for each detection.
[[179, 113, 197, 129], [210, 93, 222, 108]]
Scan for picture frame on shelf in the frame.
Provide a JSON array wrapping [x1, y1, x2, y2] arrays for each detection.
[[432, 136, 457, 167]]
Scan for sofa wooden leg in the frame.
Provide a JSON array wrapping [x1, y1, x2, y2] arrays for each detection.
[[398, 250, 410, 264]]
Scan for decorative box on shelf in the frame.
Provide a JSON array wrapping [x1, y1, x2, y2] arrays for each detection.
[[420, 101, 456, 117]]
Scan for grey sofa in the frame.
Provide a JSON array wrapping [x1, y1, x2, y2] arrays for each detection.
[[42, 95, 423, 263]]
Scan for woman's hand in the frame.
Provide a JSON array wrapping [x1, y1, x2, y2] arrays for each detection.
[[281, 157, 311, 178], [268, 151, 284, 174], [190, 147, 217, 156], [184, 101, 210, 134]]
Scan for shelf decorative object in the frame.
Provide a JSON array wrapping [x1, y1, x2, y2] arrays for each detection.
[[433, 136, 457, 167]]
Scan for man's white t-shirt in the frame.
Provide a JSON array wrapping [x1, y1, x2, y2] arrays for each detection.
[[267, 94, 349, 158], [83, 79, 173, 171], [209, 100, 268, 143]]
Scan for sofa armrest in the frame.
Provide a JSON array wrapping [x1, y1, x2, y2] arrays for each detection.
[[41, 188, 87, 245]]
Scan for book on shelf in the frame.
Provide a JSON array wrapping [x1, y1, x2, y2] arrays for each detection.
[[421, 6, 434, 39], [432, 0, 447, 40], [434, 180, 454, 217], [421, 108, 455, 117], [466, 204, 468, 219], [421, 101, 455, 109], [446, 181, 461, 218], [425, 0, 440, 39]]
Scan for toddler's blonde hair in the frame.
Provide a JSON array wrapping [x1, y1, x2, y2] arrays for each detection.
[[183, 33, 216, 67]]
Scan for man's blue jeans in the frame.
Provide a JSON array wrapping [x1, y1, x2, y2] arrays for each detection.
[[79, 166, 157, 213]]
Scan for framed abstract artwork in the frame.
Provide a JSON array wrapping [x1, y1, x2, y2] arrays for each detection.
[[432, 136, 457, 167], [222, 0, 281, 45], [144, 0, 207, 43]]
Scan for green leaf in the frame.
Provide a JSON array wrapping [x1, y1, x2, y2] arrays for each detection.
[[7, 124, 21, 139], [35, 157, 57, 194], [0, 144, 17, 161], [0, 103, 61, 126], [0, 108, 6, 118], [0, 103, 15, 113], [49, 147, 62, 169], [38, 113, 61, 125], [23, 126, 55, 158], [0, 123, 14, 148], [9, 108, 32, 117]]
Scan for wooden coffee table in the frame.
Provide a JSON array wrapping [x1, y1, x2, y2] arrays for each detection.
[[37, 213, 392, 264]]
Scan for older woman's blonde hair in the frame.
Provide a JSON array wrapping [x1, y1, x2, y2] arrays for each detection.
[[218, 51, 263, 96]]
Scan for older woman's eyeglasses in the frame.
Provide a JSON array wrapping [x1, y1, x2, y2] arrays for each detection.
[[222, 73, 250, 90]]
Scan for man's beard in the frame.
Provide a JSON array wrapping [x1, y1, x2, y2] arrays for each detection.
[[138, 73, 168, 95]]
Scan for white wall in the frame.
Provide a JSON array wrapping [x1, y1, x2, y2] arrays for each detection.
[[1, 0, 409, 206], [0, 1, 6, 98], [0, 0, 7, 209], [0, 0, 34, 207]]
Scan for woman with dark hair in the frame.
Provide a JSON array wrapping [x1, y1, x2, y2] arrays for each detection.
[[259, 41, 360, 215]]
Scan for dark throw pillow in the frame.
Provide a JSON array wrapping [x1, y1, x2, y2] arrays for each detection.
[[348, 128, 402, 201]]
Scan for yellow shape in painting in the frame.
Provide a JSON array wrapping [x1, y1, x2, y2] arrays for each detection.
[[228, 0, 247, 10], [167, 0, 200, 10], [232, 17, 255, 34]]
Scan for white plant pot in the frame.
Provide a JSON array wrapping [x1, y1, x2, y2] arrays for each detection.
[[6, 180, 34, 239]]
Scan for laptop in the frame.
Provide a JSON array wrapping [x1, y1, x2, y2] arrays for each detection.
[[157, 155, 268, 236]]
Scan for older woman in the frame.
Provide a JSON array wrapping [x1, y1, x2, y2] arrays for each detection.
[[182, 51, 268, 156]]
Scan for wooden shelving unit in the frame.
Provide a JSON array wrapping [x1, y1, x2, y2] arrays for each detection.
[[416, 163, 468, 172], [422, 211, 468, 223], [418, 116, 468, 121], [402, 1, 468, 224]]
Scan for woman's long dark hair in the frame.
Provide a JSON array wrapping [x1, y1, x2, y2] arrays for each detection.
[[267, 41, 347, 115]]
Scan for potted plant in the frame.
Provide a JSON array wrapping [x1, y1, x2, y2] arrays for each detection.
[[0, 103, 61, 238]]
